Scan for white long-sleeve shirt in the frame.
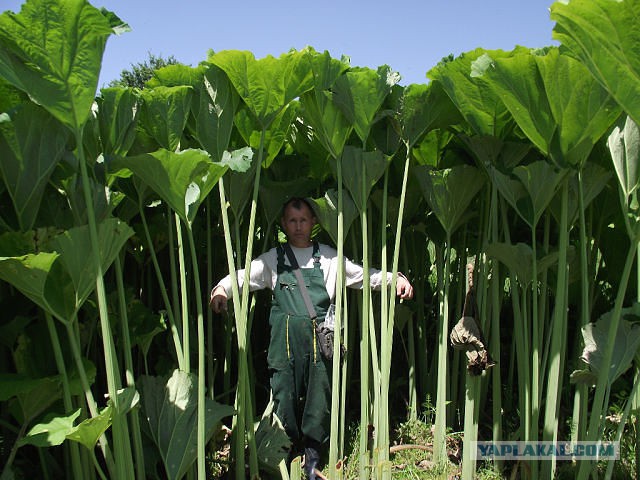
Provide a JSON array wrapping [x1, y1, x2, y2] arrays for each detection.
[[214, 243, 393, 301]]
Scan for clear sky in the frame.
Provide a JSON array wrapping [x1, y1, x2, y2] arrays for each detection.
[[3, 0, 559, 88]]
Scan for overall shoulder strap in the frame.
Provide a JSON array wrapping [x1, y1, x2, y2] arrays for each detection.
[[283, 243, 317, 320]]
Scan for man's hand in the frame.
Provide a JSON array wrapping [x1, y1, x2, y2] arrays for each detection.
[[209, 285, 228, 313], [396, 274, 414, 300]]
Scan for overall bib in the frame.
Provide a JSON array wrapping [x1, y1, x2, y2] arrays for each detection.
[[268, 242, 332, 445]]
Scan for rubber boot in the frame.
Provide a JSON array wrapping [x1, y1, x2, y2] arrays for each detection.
[[303, 445, 319, 480]]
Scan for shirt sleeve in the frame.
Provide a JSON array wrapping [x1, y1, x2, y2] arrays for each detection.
[[319, 244, 390, 291], [214, 249, 278, 299], [344, 257, 389, 290]]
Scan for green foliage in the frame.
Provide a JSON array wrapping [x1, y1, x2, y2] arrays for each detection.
[[1, 0, 640, 478]]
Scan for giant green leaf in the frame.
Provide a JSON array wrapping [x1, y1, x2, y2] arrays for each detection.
[[193, 63, 239, 163], [115, 148, 228, 225], [139, 86, 193, 152], [254, 399, 290, 474], [551, 0, 640, 126], [234, 102, 298, 167], [298, 50, 353, 159], [337, 146, 390, 213], [332, 65, 399, 144], [428, 47, 527, 137], [400, 81, 462, 149], [0, 102, 69, 230], [549, 162, 613, 226], [210, 49, 314, 129], [310, 189, 358, 245], [95, 87, 140, 157], [491, 160, 568, 228], [0, 219, 133, 321], [476, 48, 621, 167], [0, 374, 61, 421], [0, 0, 128, 131], [459, 135, 531, 173], [414, 164, 486, 236], [411, 129, 455, 168], [300, 88, 353, 160], [485, 242, 561, 287], [0, 252, 75, 322], [140, 369, 235, 480], [51, 218, 134, 311]]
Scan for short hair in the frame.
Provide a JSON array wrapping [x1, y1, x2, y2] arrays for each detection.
[[281, 197, 316, 218]]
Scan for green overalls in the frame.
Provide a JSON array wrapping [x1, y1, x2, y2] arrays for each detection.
[[268, 242, 332, 445]]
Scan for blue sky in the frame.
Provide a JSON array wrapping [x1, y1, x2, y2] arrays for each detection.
[[4, 0, 559, 88]]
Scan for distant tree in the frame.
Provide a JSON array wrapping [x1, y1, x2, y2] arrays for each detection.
[[108, 52, 181, 89]]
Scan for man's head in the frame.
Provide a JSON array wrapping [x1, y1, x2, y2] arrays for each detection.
[[280, 197, 317, 248]]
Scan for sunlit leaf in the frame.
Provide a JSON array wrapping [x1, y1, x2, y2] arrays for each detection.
[[551, 0, 640, 126], [115, 148, 227, 225], [428, 47, 527, 137], [139, 86, 192, 152], [332, 65, 398, 144], [19, 408, 82, 448], [193, 63, 239, 163], [476, 48, 620, 167], [210, 49, 314, 129], [0, 0, 128, 131], [66, 406, 113, 450]]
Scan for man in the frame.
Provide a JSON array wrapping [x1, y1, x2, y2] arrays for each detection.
[[210, 197, 413, 478]]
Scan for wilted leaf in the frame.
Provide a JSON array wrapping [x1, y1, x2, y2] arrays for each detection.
[[578, 303, 640, 385]]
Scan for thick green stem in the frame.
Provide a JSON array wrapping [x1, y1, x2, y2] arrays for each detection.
[[175, 213, 190, 373], [206, 197, 215, 400], [114, 255, 145, 480], [489, 186, 503, 467], [356, 160, 373, 477], [331, 155, 346, 480], [76, 127, 132, 479], [542, 180, 569, 480], [434, 234, 451, 464], [186, 225, 207, 480], [168, 207, 182, 335]]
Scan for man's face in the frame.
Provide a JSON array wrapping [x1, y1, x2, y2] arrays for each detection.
[[281, 203, 316, 248]]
